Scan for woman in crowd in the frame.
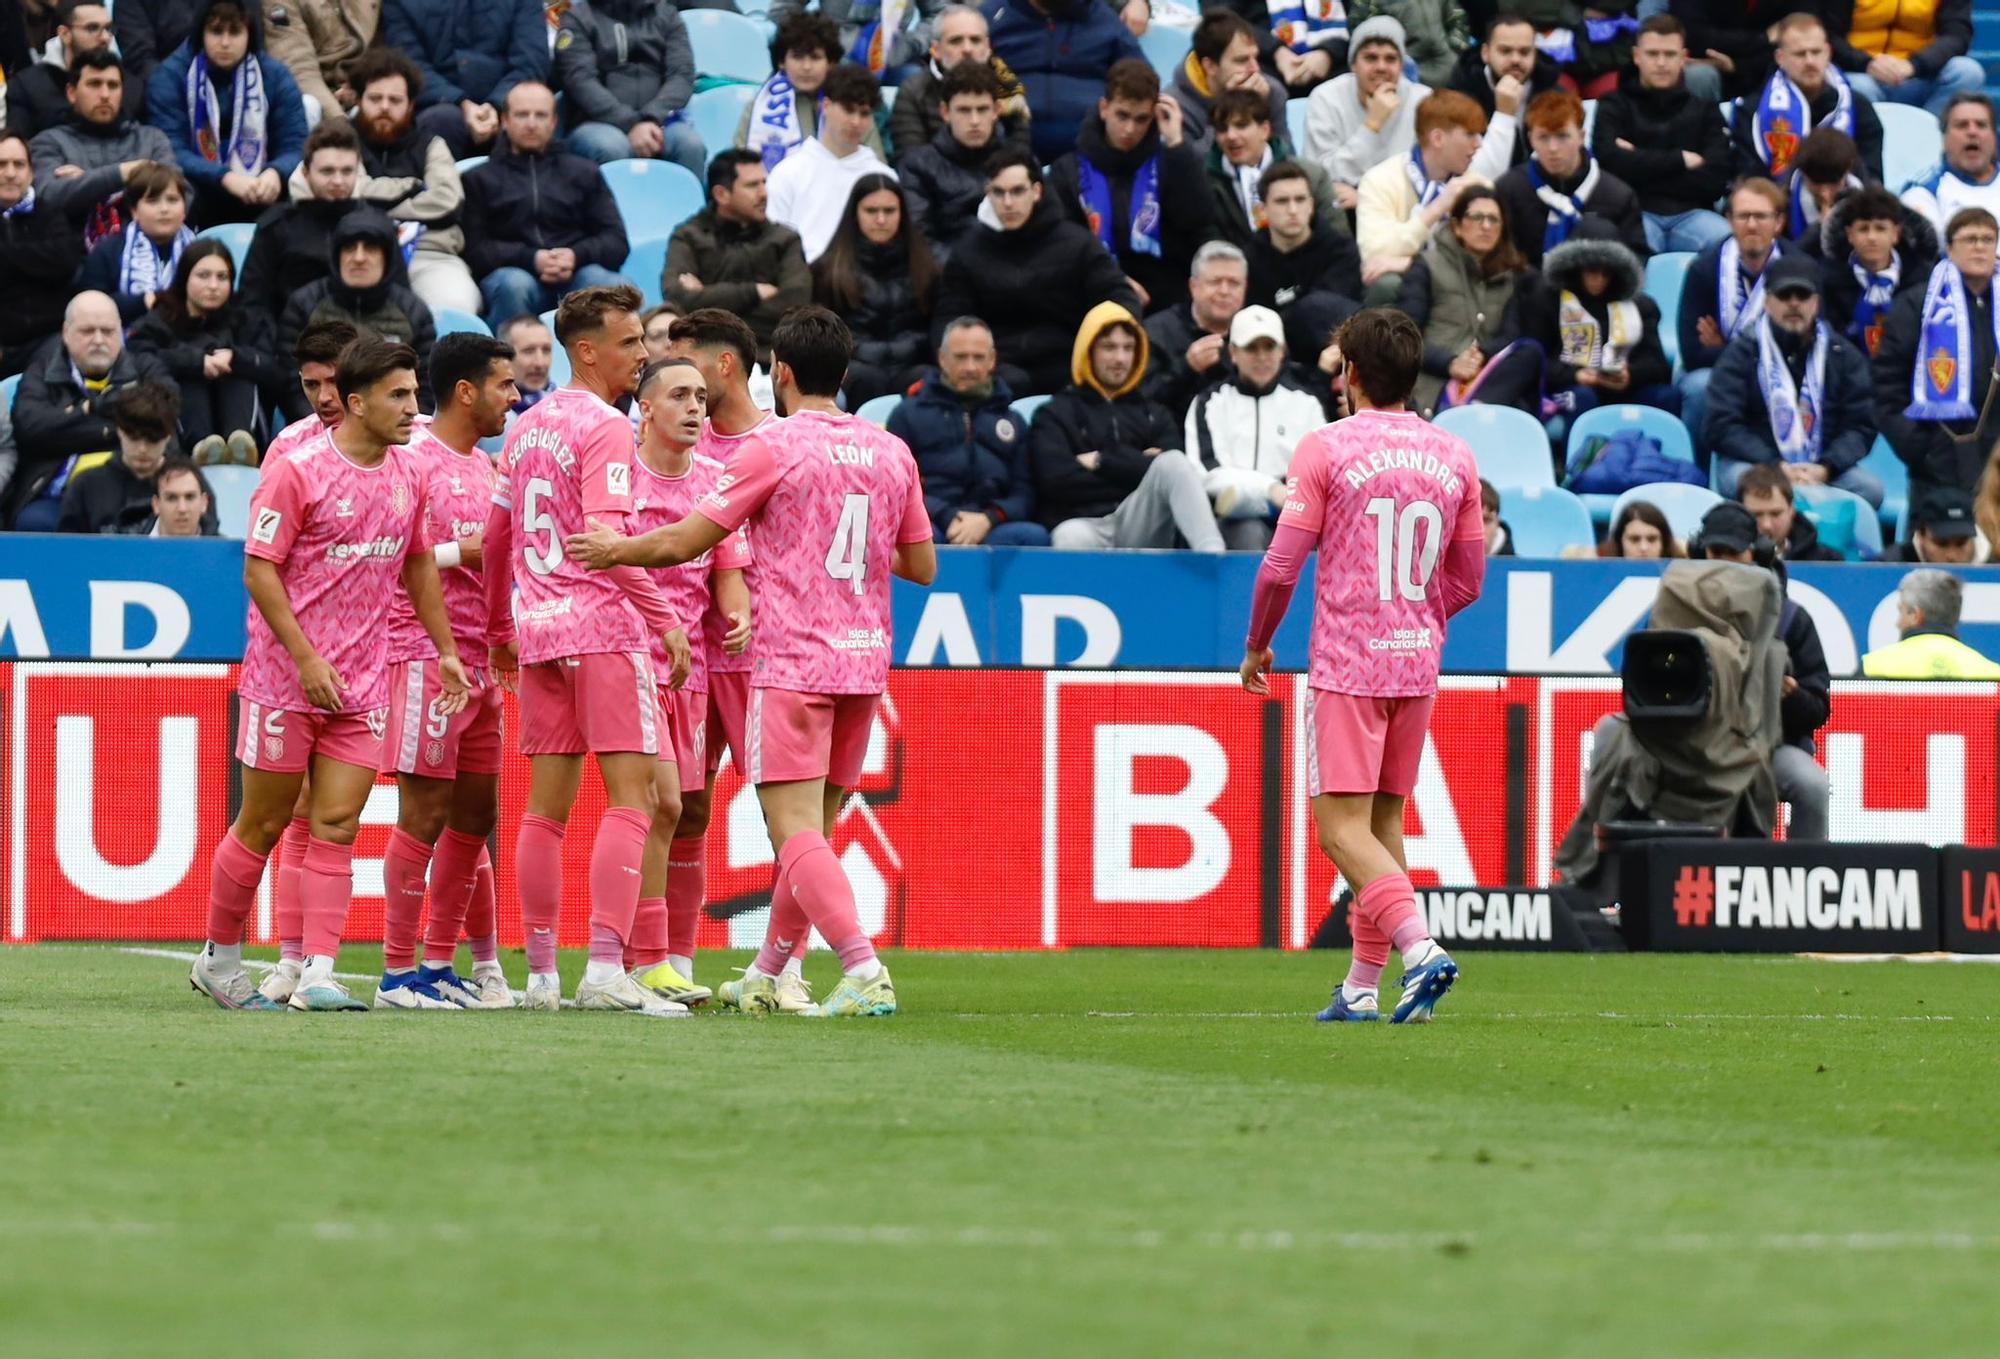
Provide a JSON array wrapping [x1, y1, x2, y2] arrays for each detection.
[[1521, 220, 1678, 416], [813, 174, 938, 407], [127, 238, 285, 464], [1397, 186, 1539, 417], [1596, 499, 1682, 559]]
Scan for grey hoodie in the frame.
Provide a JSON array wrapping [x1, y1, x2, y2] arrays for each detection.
[[28, 117, 177, 222]]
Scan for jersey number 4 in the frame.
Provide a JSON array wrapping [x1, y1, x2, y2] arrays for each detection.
[[522, 476, 562, 576], [825, 493, 868, 596], [1364, 496, 1444, 603]]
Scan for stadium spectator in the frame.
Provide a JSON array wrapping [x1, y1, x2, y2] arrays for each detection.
[[6, 2, 141, 138], [0, 129, 85, 378], [500, 314, 555, 412], [1302, 17, 1427, 204], [235, 119, 367, 326], [768, 0, 940, 77], [1676, 177, 1793, 466], [1444, 11, 1553, 168], [1521, 222, 1676, 417], [1547, 0, 1643, 99], [1596, 498, 1680, 557], [1144, 240, 1250, 417], [1048, 58, 1210, 314], [1738, 463, 1846, 563], [1817, 186, 1938, 360], [553, 0, 705, 175], [1168, 9, 1289, 158], [146, 457, 215, 536], [1881, 486, 1989, 562], [1346, 0, 1469, 88], [1670, 0, 1803, 102], [812, 174, 937, 406], [73, 161, 193, 324], [1591, 14, 1734, 254], [900, 60, 1010, 262], [886, 316, 1050, 545], [739, 15, 886, 167], [148, 0, 310, 227], [1902, 94, 2000, 233], [346, 47, 483, 318], [1779, 126, 1865, 247], [57, 380, 214, 532], [1826, 0, 1983, 117], [1875, 207, 2000, 502], [1356, 90, 1514, 305], [28, 50, 176, 237], [1397, 186, 1536, 417], [127, 238, 286, 456], [1480, 477, 1514, 555], [259, 0, 379, 123], [382, 0, 547, 159], [1731, 13, 1883, 186], [1494, 90, 1646, 270], [1184, 305, 1321, 550], [1204, 86, 1340, 253], [1265, 0, 1346, 93], [278, 207, 436, 403], [889, 4, 1032, 161], [113, 0, 202, 96], [1245, 160, 1360, 360], [9, 291, 172, 529], [985, 0, 1145, 163], [766, 64, 894, 263], [665, 149, 811, 365], [1863, 568, 2000, 674], [462, 82, 629, 324], [1031, 300, 1224, 550], [932, 148, 1142, 396]]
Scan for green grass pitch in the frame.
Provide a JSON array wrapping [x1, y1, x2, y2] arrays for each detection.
[[4, 945, 1999, 1357]]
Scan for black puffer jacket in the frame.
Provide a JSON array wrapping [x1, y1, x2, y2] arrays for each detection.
[[817, 239, 932, 378], [1031, 301, 1181, 526], [1813, 192, 1939, 359], [238, 196, 368, 324], [0, 192, 84, 375], [1519, 231, 1672, 394], [552, 0, 697, 131], [899, 127, 993, 264], [278, 209, 436, 415], [887, 369, 1037, 532], [1493, 157, 1649, 269], [1590, 67, 1734, 219], [1047, 113, 1211, 312], [127, 300, 289, 411], [461, 137, 629, 277], [8, 338, 172, 523]]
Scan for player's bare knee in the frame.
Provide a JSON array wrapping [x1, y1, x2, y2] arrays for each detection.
[[397, 797, 450, 844], [652, 791, 683, 837], [235, 809, 292, 854], [310, 814, 363, 845], [676, 790, 711, 837]]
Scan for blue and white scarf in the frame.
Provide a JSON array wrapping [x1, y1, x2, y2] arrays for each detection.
[[1, 186, 36, 218], [1535, 28, 1577, 65], [186, 49, 269, 176], [846, 0, 910, 75], [1270, 0, 1348, 53], [1718, 237, 1781, 340], [747, 69, 805, 172], [118, 223, 193, 298], [1751, 67, 1852, 178], [1907, 258, 2000, 420], [1850, 250, 1899, 357], [1404, 147, 1442, 211], [1530, 155, 1599, 257], [1079, 153, 1162, 259], [1757, 316, 1828, 463]]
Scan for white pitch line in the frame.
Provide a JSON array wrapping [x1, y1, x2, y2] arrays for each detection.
[[118, 946, 375, 984]]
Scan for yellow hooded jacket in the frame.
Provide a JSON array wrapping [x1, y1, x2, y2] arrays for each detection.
[[1071, 300, 1150, 401]]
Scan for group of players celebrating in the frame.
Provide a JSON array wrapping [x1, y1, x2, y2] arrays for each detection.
[[185, 291, 1479, 1026]]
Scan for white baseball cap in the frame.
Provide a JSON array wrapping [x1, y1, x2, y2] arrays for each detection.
[[1228, 305, 1285, 349]]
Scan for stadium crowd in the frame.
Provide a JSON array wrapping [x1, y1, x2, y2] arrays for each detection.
[[1, 0, 1999, 558]]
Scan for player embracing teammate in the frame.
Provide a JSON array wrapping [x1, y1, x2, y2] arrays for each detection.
[[1241, 308, 1488, 1024]]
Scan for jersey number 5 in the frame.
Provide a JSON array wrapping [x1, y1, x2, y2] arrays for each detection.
[[1364, 496, 1444, 603], [522, 476, 561, 576], [826, 493, 869, 596]]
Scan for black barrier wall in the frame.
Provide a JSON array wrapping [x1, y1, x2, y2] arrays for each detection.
[[1624, 840, 1941, 952]]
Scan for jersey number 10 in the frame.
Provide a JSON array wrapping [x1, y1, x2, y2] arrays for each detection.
[[1364, 496, 1444, 603]]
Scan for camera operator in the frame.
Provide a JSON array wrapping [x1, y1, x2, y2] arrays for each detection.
[[1691, 501, 1831, 841]]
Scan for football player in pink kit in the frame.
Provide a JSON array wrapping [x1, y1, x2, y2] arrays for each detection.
[[619, 357, 754, 1006], [190, 337, 470, 1012], [1241, 309, 1488, 1024], [569, 306, 936, 1018], [481, 284, 696, 1017], [376, 334, 520, 1011]]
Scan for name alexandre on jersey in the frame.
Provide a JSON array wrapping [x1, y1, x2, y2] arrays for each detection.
[[1343, 447, 1464, 497]]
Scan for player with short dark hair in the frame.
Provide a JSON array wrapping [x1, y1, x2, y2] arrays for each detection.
[[1241, 307, 1487, 1025]]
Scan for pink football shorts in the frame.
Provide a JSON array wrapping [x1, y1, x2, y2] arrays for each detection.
[[1305, 687, 1436, 797], [519, 651, 661, 756], [383, 659, 504, 778], [744, 687, 878, 788], [656, 683, 706, 792], [236, 698, 385, 774], [705, 670, 751, 775]]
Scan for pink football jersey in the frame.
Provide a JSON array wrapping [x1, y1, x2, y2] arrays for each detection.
[[493, 387, 653, 665], [240, 428, 432, 713], [696, 408, 930, 696], [260, 414, 334, 474], [628, 449, 752, 693], [694, 411, 774, 675], [386, 421, 495, 668], [1276, 408, 1484, 698]]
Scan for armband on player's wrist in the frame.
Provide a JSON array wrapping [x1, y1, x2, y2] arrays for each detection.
[[435, 540, 462, 569]]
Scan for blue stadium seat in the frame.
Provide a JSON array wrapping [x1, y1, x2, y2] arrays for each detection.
[[1582, 98, 1596, 140], [856, 394, 900, 427], [686, 85, 753, 162], [1567, 401, 1695, 466], [1286, 99, 1308, 151], [1794, 482, 1885, 558], [1434, 403, 1555, 487], [0, 373, 18, 410], [433, 307, 491, 337], [195, 221, 256, 275], [736, 0, 773, 13], [1859, 434, 1908, 538], [1139, 24, 1189, 79], [601, 159, 706, 238], [1500, 485, 1595, 557], [206, 465, 260, 539], [1644, 251, 1695, 370], [1010, 393, 1052, 428], [685, 10, 773, 84], [621, 235, 670, 307], [454, 155, 488, 177], [1611, 482, 1721, 540], [548, 344, 572, 386], [1877, 102, 1941, 192]]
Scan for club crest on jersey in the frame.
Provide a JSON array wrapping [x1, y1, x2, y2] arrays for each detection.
[[425, 739, 445, 768], [252, 507, 282, 544], [608, 462, 631, 497], [367, 708, 388, 740]]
